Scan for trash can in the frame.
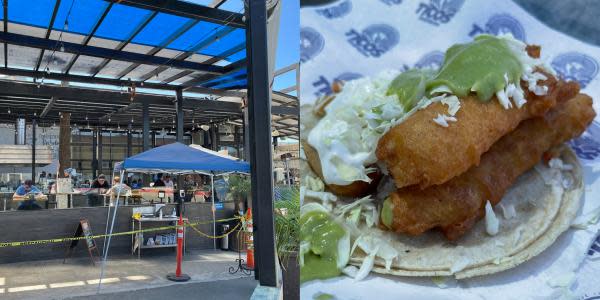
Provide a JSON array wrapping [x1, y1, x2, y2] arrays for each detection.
[[221, 224, 230, 250]]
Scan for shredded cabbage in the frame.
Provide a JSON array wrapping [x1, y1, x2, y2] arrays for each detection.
[[485, 200, 500, 236]]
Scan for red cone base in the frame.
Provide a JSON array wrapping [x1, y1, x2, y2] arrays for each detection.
[[166, 273, 190, 282]]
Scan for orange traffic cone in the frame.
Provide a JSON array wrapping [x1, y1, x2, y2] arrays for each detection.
[[167, 216, 190, 282], [245, 208, 254, 269], [247, 249, 254, 269]]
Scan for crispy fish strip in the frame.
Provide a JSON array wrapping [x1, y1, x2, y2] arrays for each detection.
[[385, 94, 595, 240], [376, 71, 579, 189]]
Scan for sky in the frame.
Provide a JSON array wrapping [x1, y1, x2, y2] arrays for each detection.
[[272, 0, 300, 94], [186, 0, 300, 94]]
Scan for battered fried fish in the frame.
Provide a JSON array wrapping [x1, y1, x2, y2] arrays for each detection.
[[303, 140, 382, 197], [383, 93, 595, 240], [376, 72, 579, 190]]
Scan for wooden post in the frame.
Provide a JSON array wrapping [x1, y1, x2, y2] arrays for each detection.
[[59, 112, 71, 177]]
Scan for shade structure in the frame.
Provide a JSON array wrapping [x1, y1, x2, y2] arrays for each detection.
[[122, 142, 249, 174]]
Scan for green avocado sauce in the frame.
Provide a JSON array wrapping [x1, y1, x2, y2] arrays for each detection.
[[300, 211, 346, 283], [386, 69, 434, 112], [381, 197, 394, 229], [386, 35, 523, 110]]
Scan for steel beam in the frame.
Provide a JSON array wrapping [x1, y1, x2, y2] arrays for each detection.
[[34, 0, 61, 72], [139, 26, 236, 82], [0, 67, 238, 93], [64, 2, 114, 74], [0, 32, 224, 74], [40, 96, 57, 118], [246, 0, 277, 287], [176, 89, 184, 142], [0, 81, 242, 113], [209, 0, 228, 8], [103, 0, 245, 28], [116, 19, 199, 79], [92, 11, 157, 77]]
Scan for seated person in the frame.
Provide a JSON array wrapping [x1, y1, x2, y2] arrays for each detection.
[[91, 174, 110, 190], [131, 179, 142, 189], [13, 180, 45, 210], [163, 175, 174, 188], [105, 176, 132, 205], [88, 174, 110, 206], [153, 174, 166, 187]]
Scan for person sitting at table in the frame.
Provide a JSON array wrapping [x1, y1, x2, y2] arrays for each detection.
[[88, 174, 110, 206], [13, 179, 44, 210], [91, 174, 110, 190], [183, 175, 196, 202], [105, 176, 132, 205], [153, 174, 166, 187], [164, 175, 174, 188]]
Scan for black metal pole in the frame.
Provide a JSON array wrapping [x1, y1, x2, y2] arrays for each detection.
[[142, 102, 150, 151], [127, 123, 132, 158], [175, 89, 184, 217], [92, 127, 98, 178], [32, 117, 36, 182], [246, 0, 277, 286], [97, 128, 103, 176], [176, 89, 184, 143]]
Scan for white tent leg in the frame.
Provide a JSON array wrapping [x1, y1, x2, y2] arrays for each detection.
[[97, 170, 125, 294], [211, 174, 216, 250]]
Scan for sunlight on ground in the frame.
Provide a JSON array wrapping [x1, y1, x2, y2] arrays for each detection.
[[2, 275, 152, 294]]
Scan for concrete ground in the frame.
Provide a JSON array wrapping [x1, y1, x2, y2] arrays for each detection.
[[68, 277, 257, 300], [0, 249, 255, 300]]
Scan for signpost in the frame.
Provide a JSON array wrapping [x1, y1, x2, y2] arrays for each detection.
[[63, 218, 99, 266]]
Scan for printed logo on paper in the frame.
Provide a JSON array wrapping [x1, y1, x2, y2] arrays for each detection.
[[551, 52, 599, 89], [414, 50, 445, 70], [312, 72, 364, 97], [588, 232, 600, 259], [582, 292, 600, 300], [301, 27, 325, 63], [416, 0, 464, 26], [380, 0, 403, 6], [316, 0, 352, 19], [346, 24, 399, 58], [569, 122, 600, 160], [469, 14, 526, 42]]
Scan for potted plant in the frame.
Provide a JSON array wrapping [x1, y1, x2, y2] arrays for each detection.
[[274, 188, 300, 300], [228, 174, 250, 214]]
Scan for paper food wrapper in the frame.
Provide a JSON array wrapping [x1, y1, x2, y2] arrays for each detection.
[[300, 0, 600, 299]]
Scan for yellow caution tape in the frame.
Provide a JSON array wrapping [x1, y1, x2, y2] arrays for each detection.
[[0, 216, 242, 248], [186, 221, 241, 239]]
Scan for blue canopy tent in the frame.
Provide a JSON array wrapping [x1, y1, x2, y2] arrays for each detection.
[[103, 142, 249, 282], [122, 142, 249, 175]]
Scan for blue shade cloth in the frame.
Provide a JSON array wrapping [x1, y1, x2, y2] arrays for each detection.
[[226, 48, 246, 62], [123, 142, 249, 173], [132, 13, 193, 47], [210, 78, 247, 89], [201, 28, 246, 56], [168, 21, 223, 51], [1, 0, 247, 89], [202, 68, 246, 87], [54, 0, 109, 34], [94, 3, 152, 41], [7, 0, 55, 27]]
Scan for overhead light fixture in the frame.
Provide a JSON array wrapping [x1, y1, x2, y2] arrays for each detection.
[[200, 125, 210, 131]]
